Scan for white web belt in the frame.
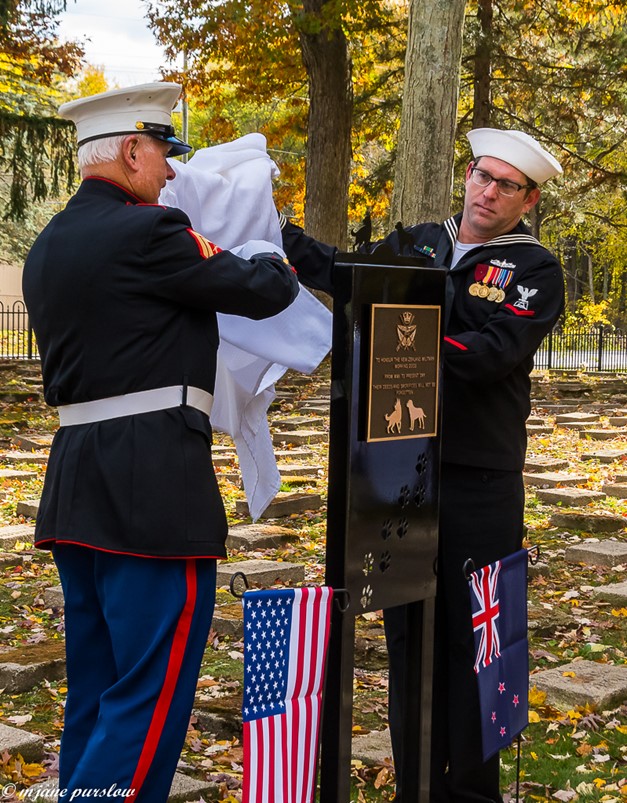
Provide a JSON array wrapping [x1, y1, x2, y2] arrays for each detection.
[[57, 385, 214, 427]]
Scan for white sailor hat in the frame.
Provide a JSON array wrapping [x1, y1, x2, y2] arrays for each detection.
[[467, 128, 562, 184], [58, 82, 191, 157]]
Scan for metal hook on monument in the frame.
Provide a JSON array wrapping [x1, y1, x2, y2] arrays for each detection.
[[229, 571, 249, 599], [333, 588, 350, 614]]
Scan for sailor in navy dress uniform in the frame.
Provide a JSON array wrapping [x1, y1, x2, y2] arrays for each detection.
[[278, 128, 564, 802], [23, 83, 300, 801]]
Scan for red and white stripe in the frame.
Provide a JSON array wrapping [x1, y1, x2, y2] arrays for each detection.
[[243, 586, 333, 803]]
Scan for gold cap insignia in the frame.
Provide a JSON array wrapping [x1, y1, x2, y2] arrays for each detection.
[[135, 121, 145, 130]]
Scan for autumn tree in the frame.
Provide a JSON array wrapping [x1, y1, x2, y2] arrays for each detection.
[[460, 0, 627, 322], [146, 0, 404, 243], [0, 0, 82, 219]]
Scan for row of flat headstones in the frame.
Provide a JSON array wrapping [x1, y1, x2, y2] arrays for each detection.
[[524, 407, 627, 502], [3, 397, 627, 773]]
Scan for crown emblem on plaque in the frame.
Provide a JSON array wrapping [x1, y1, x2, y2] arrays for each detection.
[[397, 310, 417, 351]]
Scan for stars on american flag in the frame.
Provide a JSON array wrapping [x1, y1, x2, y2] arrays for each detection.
[[242, 593, 292, 721]]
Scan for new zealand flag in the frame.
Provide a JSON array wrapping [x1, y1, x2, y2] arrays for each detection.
[[468, 548, 529, 761]]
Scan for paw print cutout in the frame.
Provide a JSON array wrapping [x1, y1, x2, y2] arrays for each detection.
[[363, 552, 374, 575], [398, 485, 411, 508], [415, 454, 428, 475], [397, 518, 409, 539], [381, 519, 393, 541], [379, 550, 392, 573], [414, 484, 426, 508], [361, 584, 373, 609]]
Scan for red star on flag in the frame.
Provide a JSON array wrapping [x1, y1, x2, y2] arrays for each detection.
[[513, 694, 519, 707], [498, 682, 506, 694], [491, 712, 497, 723], [500, 726, 507, 737]]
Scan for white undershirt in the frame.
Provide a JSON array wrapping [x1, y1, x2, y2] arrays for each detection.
[[451, 240, 485, 269]]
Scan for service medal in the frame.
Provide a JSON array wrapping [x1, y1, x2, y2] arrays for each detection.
[[469, 283, 480, 296], [474, 263, 514, 303]]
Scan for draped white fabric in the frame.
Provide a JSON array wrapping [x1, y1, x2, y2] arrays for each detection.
[[159, 134, 332, 520]]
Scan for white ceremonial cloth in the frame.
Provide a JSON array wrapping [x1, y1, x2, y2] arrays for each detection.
[[159, 135, 332, 520]]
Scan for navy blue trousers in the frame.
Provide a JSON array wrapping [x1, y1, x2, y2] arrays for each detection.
[[384, 464, 524, 803], [53, 545, 217, 802]]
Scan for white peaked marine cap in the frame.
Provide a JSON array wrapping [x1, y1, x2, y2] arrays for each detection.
[[58, 82, 191, 157], [467, 128, 562, 184]]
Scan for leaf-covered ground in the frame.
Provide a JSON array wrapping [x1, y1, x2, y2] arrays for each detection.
[[0, 362, 625, 801]]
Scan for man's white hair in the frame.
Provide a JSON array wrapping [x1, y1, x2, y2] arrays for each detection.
[[77, 133, 157, 171], [77, 135, 127, 171]]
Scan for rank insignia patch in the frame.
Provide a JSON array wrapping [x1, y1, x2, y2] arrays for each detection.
[[513, 285, 538, 310], [187, 228, 222, 259]]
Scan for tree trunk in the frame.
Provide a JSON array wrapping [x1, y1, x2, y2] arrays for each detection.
[[390, 0, 466, 227], [472, 0, 493, 129], [298, 0, 353, 249]]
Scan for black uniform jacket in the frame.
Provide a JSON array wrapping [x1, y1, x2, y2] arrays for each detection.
[[23, 177, 299, 558], [282, 212, 564, 472]]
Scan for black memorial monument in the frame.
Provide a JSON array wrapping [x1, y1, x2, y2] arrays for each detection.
[[320, 253, 446, 802]]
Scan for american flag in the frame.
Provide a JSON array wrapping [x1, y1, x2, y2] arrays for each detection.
[[468, 549, 529, 761], [241, 586, 333, 803]]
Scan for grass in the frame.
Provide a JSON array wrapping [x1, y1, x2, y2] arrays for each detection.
[[0, 362, 625, 799]]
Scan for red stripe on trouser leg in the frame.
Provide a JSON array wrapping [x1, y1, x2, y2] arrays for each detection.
[[128, 560, 197, 800]]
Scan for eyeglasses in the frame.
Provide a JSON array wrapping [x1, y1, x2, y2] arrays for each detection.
[[470, 167, 534, 197]]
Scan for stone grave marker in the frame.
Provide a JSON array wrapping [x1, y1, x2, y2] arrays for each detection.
[[535, 488, 606, 506], [0, 722, 44, 763], [0, 468, 37, 480], [592, 580, 627, 605], [555, 412, 600, 424], [271, 429, 326, 446], [272, 415, 326, 429], [226, 522, 299, 551], [0, 640, 66, 692], [274, 448, 316, 461], [602, 482, 627, 499], [215, 558, 305, 588], [581, 449, 627, 463], [12, 433, 53, 450], [580, 428, 627, 440], [0, 451, 48, 466], [0, 523, 35, 549], [352, 728, 393, 765], [235, 491, 322, 519], [524, 457, 570, 472], [523, 472, 587, 488], [565, 540, 627, 567], [549, 510, 625, 533], [43, 585, 65, 608], [16, 498, 40, 518], [531, 660, 627, 710]]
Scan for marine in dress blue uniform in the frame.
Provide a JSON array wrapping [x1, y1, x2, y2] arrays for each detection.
[[279, 128, 564, 802], [23, 83, 300, 801]]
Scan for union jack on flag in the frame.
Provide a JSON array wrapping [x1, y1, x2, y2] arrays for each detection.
[[470, 560, 502, 673], [241, 586, 333, 803], [468, 549, 529, 761]]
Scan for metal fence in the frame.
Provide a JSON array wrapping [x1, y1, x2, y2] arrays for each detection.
[[535, 326, 627, 372], [1, 304, 626, 372], [0, 301, 38, 360]]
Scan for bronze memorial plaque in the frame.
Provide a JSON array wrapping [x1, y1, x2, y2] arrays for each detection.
[[367, 304, 440, 442]]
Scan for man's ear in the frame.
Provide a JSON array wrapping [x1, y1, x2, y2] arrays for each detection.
[[122, 136, 141, 169], [522, 187, 541, 214]]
